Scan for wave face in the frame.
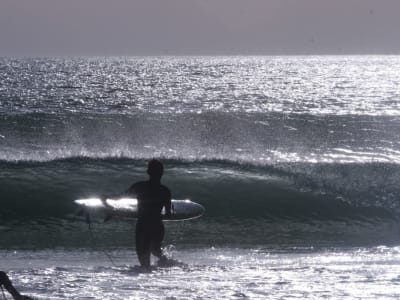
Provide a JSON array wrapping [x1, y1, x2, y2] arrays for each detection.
[[1, 158, 400, 248], [1, 56, 400, 248], [0, 158, 399, 219]]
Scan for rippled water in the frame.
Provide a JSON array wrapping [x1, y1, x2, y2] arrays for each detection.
[[1, 56, 400, 115], [3, 247, 400, 299], [2, 56, 400, 299]]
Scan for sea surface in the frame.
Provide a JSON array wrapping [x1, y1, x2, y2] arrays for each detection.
[[1, 56, 400, 299]]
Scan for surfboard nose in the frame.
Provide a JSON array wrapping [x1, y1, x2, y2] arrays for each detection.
[[172, 199, 205, 220], [192, 201, 205, 216]]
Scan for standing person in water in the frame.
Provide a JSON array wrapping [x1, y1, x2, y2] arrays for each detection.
[[127, 159, 172, 269]]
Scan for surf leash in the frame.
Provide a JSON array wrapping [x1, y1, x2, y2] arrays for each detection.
[[84, 210, 118, 268]]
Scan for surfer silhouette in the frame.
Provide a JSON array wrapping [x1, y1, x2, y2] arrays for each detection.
[[0, 271, 33, 300], [127, 159, 172, 269]]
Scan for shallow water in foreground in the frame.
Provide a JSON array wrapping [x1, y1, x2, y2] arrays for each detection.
[[2, 246, 400, 299]]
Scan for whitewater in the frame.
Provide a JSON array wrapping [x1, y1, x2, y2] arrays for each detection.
[[1, 56, 400, 299]]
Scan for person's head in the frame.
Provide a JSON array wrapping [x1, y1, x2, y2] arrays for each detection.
[[147, 159, 164, 180]]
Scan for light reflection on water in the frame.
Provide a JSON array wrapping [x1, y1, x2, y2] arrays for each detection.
[[2, 56, 400, 116], [2, 247, 400, 299]]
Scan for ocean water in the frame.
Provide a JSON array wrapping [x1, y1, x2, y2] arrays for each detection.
[[1, 56, 400, 299]]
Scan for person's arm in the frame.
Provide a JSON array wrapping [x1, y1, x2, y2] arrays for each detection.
[[100, 185, 137, 221], [127, 183, 138, 197], [101, 183, 137, 201]]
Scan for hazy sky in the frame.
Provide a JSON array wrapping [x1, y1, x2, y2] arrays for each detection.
[[1, 0, 400, 56]]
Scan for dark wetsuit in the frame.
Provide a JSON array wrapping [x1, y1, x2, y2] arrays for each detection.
[[128, 180, 171, 268]]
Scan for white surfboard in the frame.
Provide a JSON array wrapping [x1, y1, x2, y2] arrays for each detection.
[[75, 198, 205, 221]]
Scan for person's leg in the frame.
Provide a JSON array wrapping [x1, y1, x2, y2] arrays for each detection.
[[150, 221, 167, 262], [135, 221, 151, 269]]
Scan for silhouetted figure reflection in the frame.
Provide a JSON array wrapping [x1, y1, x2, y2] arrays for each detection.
[[126, 159, 172, 269], [0, 271, 32, 300]]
